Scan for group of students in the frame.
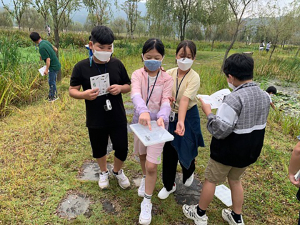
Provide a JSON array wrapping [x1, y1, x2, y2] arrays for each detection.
[[67, 25, 288, 225], [259, 40, 271, 52]]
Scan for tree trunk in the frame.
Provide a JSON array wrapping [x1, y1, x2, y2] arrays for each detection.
[[221, 29, 238, 72], [269, 44, 277, 61], [295, 46, 300, 57], [54, 27, 61, 81], [211, 39, 215, 51]]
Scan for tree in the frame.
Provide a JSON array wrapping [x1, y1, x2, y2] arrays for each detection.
[[33, 0, 50, 27], [1, 0, 31, 30], [200, 0, 229, 51], [0, 9, 13, 28], [110, 17, 126, 36], [122, 0, 140, 38], [83, 0, 111, 26], [221, 0, 255, 70], [21, 7, 44, 31]]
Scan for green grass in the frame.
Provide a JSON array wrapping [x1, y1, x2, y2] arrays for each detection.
[[1, 37, 300, 224]]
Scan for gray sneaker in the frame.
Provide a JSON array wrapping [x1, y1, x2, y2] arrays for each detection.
[[222, 208, 245, 225], [182, 204, 208, 225]]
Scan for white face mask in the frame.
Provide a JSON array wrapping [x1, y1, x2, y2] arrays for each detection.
[[177, 58, 194, 71], [228, 82, 236, 90], [93, 44, 113, 62]]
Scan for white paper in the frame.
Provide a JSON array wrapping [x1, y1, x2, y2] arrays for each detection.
[[197, 89, 231, 109], [214, 184, 232, 207], [90, 73, 110, 96], [295, 170, 300, 181], [38, 66, 48, 76], [130, 121, 174, 147]]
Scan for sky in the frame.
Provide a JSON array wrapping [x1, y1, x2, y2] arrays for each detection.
[[0, 0, 295, 24]]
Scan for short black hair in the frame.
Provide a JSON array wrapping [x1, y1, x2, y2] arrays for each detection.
[[29, 32, 41, 42], [142, 38, 165, 56], [223, 53, 254, 81], [176, 40, 197, 59], [90, 26, 114, 44], [266, 86, 277, 94]]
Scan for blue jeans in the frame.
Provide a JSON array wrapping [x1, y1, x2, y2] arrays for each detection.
[[48, 70, 58, 98]]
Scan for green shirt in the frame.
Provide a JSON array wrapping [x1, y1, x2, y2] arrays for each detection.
[[39, 40, 61, 72]]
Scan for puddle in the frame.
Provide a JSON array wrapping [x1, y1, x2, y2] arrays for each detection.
[[78, 162, 112, 181]]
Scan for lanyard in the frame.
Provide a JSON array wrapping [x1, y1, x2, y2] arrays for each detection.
[[173, 69, 190, 109], [146, 71, 160, 106], [93, 60, 107, 74]]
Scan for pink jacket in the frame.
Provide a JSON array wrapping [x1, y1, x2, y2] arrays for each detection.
[[131, 68, 173, 124]]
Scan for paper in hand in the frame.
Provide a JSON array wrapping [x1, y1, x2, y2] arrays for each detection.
[[38, 66, 48, 76], [214, 184, 232, 207], [90, 73, 110, 96], [197, 89, 231, 109]]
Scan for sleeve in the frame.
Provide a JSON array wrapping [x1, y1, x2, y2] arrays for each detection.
[[206, 102, 239, 139], [119, 61, 131, 85], [131, 71, 150, 116], [70, 64, 83, 87], [157, 75, 173, 122], [183, 73, 200, 100], [39, 47, 50, 61]]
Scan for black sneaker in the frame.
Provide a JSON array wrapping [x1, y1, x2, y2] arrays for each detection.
[[48, 96, 59, 102]]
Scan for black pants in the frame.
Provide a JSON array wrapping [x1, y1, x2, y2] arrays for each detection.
[[162, 141, 195, 191]]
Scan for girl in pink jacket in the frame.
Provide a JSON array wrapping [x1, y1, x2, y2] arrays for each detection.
[[131, 38, 173, 225]]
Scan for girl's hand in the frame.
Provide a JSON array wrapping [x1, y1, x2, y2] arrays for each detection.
[[84, 88, 99, 100], [169, 96, 175, 107], [289, 173, 300, 187], [139, 112, 151, 130], [157, 117, 165, 129], [175, 121, 185, 136]]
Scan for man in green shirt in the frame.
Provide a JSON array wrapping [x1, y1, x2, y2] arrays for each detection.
[[30, 32, 61, 102]]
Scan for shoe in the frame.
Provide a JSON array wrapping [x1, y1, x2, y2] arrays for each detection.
[[157, 183, 176, 200], [184, 173, 194, 187], [182, 204, 208, 225], [113, 169, 130, 189], [139, 200, 152, 225], [48, 96, 59, 102], [98, 171, 109, 189], [222, 208, 245, 225], [138, 177, 145, 197]]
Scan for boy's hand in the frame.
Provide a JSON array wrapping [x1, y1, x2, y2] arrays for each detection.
[[84, 88, 99, 100], [139, 112, 151, 130], [157, 117, 165, 129], [43, 70, 48, 76], [289, 173, 300, 187], [175, 121, 185, 136], [199, 98, 212, 116], [107, 85, 122, 95]]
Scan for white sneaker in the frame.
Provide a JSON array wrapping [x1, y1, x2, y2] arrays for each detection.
[[182, 204, 208, 225], [222, 208, 245, 225], [184, 173, 194, 187], [98, 171, 109, 189], [157, 183, 176, 200], [113, 169, 130, 189], [138, 177, 146, 197], [139, 200, 152, 225]]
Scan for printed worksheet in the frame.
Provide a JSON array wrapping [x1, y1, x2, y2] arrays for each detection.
[[130, 121, 174, 146], [214, 184, 233, 207], [38, 66, 48, 76], [90, 73, 110, 96], [197, 89, 231, 109]]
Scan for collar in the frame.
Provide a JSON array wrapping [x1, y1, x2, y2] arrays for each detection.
[[232, 81, 257, 92]]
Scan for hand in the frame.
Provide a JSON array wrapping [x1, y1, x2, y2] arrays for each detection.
[[157, 117, 165, 129], [199, 97, 212, 116], [107, 85, 122, 95], [175, 121, 185, 136], [169, 96, 175, 107], [289, 173, 300, 188], [84, 88, 99, 100], [43, 70, 48, 76], [139, 112, 151, 130]]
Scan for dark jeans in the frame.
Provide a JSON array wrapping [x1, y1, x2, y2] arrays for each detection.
[[48, 70, 58, 98], [162, 141, 195, 191]]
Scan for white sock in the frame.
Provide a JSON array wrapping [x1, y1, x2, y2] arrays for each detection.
[[143, 193, 152, 203]]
